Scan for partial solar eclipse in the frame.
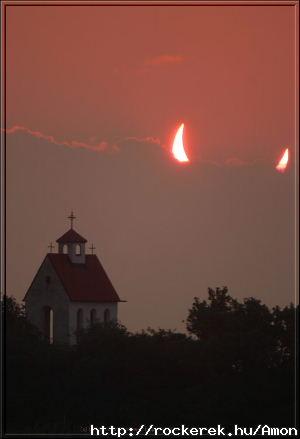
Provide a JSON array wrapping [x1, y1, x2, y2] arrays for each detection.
[[172, 123, 189, 163], [276, 148, 289, 173]]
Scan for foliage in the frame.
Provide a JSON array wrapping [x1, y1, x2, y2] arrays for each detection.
[[4, 295, 43, 350], [3, 291, 297, 434], [186, 287, 296, 369]]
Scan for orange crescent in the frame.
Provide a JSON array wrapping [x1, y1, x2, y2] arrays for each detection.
[[172, 123, 189, 162]]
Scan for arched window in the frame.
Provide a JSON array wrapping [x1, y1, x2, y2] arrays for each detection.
[[104, 308, 110, 323], [90, 309, 97, 326], [43, 306, 54, 344], [77, 309, 83, 331], [63, 245, 68, 254], [76, 244, 81, 255]]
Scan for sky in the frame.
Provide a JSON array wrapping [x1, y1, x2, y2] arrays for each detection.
[[5, 3, 297, 331]]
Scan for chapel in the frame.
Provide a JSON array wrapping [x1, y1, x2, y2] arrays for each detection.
[[24, 212, 122, 344]]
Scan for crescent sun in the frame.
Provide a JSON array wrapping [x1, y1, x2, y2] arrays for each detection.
[[172, 123, 189, 163]]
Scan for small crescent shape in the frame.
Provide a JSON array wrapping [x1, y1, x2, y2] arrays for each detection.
[[172, 123, 189, 162]]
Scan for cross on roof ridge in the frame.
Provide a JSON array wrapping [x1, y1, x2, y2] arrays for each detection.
[[48, 242, 54, 253], [68, 211, 76, 229], [89, 243, 96, 255]]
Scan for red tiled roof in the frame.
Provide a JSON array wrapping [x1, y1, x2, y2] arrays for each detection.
[[56, 228, 87, 244], [47, 253, 121, 302]]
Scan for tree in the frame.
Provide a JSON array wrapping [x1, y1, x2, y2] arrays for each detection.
[[186, 287, 239, 340], [272, 303, 297, 364], [3, 293, 296, 432], [3, 295, 43, 353], [186, 287, 293, 370]]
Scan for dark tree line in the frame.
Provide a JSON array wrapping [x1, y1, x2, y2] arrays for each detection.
[[3, 288, 298, 434]]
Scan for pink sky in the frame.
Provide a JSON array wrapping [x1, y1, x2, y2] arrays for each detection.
[[4, 3, 297, 331]]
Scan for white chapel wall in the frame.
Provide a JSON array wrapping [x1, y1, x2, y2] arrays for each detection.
[[69, 301, 118, 344], [25, 257, 70, 344]]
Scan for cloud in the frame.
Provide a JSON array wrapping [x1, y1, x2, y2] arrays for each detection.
[[224, 157, 249, 167], [3, 125, 255, 167], [201, 157, 255, 168], [144, 54, 184, 67], [3, 125, 110, 152], [121, 136, 161, 146], [2, 125, 163, 154]]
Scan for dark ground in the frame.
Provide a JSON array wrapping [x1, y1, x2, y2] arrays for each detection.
[[3, 287, 298, 435]]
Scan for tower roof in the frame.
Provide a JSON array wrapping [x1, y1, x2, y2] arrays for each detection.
[[24, 254, 122, 303], [56, 228, 87, 244], [49, 254, 121, 302]]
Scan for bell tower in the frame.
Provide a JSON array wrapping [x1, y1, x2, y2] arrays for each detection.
[[56, 211, 87, 264]]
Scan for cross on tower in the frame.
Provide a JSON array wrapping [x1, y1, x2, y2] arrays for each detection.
[[89, 244, 96, 255], [68, 211, 76, 229], [48, 242, 54, 253]]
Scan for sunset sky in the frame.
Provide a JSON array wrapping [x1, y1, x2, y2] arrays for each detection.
[[5, 3, 297, 331]]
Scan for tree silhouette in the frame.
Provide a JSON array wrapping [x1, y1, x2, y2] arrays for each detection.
[[186, 287, 296, 371], [3, 292, 297, 433]]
